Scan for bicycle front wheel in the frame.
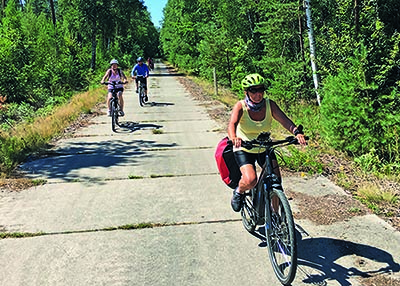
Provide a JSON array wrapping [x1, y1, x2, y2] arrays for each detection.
[[265, 188, 297, 285], [111, 101, 118, 132], [138, 86, 145, 106]]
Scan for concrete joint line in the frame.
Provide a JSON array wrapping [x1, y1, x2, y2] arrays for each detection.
[[0, 219, 241, 240]]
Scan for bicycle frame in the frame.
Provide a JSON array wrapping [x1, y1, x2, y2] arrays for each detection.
[[243, 148, 278, 231]]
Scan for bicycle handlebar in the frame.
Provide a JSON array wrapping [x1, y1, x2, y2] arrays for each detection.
[[240, 135, 309, 150], [102, 81, 127, 86], [228, 125, 309, 150]]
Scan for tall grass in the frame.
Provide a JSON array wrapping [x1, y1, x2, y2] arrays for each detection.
[[0, 87, 105, 176]]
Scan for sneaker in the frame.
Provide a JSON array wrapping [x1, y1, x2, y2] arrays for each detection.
[[119, 110, 125, 116], [144, 95, 148, 102], [107, 110, 111, 116], [135, 89, 138, 93], [231, 190, 245, 212]]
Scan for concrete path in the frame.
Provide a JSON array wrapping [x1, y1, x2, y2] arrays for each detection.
[[0, 63, 399, 286]]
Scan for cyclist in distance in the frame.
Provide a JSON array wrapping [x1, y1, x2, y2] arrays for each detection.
[[228, 73, 306, 212], [147, 57, 154, 70], [131, 57, 150, 102], [101, 59, 128, 116]]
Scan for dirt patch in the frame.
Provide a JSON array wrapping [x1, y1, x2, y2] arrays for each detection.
[[287, 190, 370, 225], [361, 275, 400, 286], [0, 178, 44, 192]]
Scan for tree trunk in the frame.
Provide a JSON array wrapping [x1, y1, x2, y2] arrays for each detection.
[[354, 0, 360, 35], [298, 2, 307, 84], [49, 0, 56, 26], [91, 22, 97, 71], [226, 50, 232, 87], [304, 0, 321, 106]]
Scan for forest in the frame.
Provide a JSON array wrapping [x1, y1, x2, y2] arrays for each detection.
[[0, 0, 159, 126], [1, 0, 400, 177]]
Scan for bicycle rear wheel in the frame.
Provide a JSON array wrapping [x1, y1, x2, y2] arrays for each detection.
[[265, 188, 297, 285], [241, 189, 257, 233]]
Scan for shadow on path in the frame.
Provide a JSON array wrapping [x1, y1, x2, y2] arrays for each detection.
[[250, 226, 400, 285], [20, 139, 178, 183], [147, 101, 175, 107]]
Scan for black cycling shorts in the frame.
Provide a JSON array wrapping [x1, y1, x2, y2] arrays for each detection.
[[136, 77, 147, 89], [234, 150, 277, 168]]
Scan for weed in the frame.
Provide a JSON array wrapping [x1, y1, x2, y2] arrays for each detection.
[[128, 175, 143, 179], [31, 179, 47, 186], [150, 174, 175, 178], [348, 207, 361, 213], [152, 129, 164, 134]]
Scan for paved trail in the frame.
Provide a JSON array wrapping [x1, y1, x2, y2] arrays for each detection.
[[0, 63, 399, 285]]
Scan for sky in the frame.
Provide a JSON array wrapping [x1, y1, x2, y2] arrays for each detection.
[[143, 0, 168, 28]]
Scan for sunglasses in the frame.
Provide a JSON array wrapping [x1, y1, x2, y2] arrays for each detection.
[[248, 87, 266, 93]]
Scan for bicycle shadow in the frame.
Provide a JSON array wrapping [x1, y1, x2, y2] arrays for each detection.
[[116, 121, 163, 133], [252, 226, 400, 285], [296, 234, 400, 285], [144, 101, 175, 107]]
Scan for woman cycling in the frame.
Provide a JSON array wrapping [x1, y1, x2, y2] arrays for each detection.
[[101, 59, 128, 116], [228, 73, 306, 212]]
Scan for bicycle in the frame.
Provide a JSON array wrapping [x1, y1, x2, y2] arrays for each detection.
[[232, 128, 308, 285], [102, 81, 126, 132], [136, 75, 147, 107]]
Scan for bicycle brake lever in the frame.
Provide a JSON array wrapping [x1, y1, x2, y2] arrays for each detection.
[[241, 141, 253, 149]]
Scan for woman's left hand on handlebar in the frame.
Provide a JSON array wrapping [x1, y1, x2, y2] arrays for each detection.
[[296, 134, 307, 146]]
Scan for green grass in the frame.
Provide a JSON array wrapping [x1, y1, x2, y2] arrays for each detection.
[[128, 175, 144, 179], [31, 179, 47, 186]]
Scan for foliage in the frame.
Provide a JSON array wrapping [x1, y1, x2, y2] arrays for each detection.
[[0, 0, 159, 121], [278, 145, 324, 174], [320, 44, 400, 170]]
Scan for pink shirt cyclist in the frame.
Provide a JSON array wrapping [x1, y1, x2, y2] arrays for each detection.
[[101, 59, 128, 116]]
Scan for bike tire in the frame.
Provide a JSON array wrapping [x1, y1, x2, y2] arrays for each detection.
[[111, 101, 118, 132], [265, 188, 297, 286], [241, 189, 257, 233], [138, 86, 144, 107]]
